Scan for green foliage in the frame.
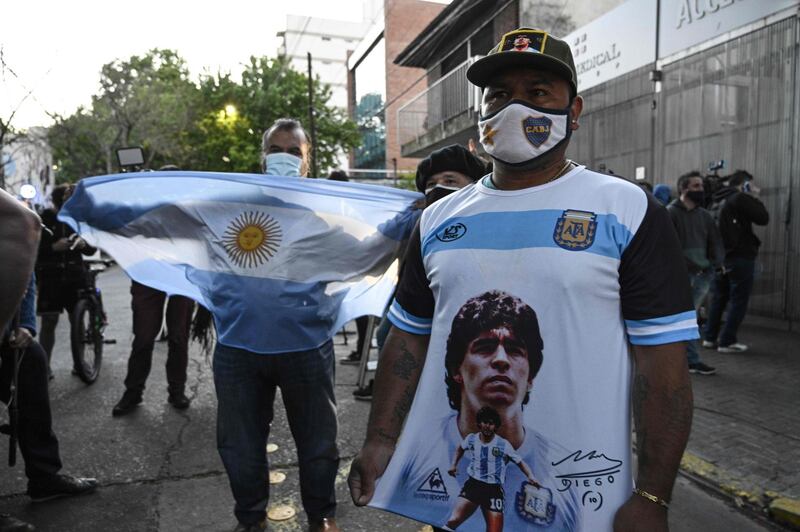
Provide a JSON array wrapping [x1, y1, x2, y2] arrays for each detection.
[[49, 50, 359, 181], [396, 171, 417, 191]]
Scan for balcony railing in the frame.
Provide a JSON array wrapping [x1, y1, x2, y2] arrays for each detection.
[[397, 57, 482, 149]]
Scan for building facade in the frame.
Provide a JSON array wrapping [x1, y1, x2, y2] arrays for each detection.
[[347, 0, 448, 176], [278, 14, 374, 109], [393, 0, 800, 323], [1, 127, 53, 209]]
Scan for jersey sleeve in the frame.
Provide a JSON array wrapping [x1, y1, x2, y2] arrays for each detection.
[[387, 222, 435, 335], [504, 443, 522, 464], [460, 434, 472, 451], [620, 194, 699, 345]]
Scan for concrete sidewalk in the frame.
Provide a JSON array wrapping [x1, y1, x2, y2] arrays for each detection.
[[681, 323, 800, 529]]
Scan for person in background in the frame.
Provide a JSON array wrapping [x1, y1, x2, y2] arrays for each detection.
[[35, 184, 96, 378], [653, 184, 671, 206], [703, 170, 769, 353], [667, 171, 724, 375], [0, 188, 40, 532], [111, 166, 195, 416], [327, 170, 349, 182], [2, 275, 97, 528]]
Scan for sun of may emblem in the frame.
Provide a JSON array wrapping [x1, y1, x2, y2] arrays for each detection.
[[222, 211, 282, 268]]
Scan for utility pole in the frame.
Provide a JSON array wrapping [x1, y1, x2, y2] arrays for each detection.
[[307, 52, 318, 178]]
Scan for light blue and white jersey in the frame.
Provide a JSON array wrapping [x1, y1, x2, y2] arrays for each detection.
[[374, 166, 698, 530], [462, 433, 521, 485]]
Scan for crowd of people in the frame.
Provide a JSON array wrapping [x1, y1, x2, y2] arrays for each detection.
[[0, 25, 771, 532]]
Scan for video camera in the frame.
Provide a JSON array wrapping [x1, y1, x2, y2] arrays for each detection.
[[702, 159, 726, 208]]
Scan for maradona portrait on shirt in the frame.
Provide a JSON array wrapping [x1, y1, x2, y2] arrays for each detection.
[[388, 290, 580, 530]]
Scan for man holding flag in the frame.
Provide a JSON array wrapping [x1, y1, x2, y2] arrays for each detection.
[[213, 119, 341, 532], [59, 118, 421, 532]]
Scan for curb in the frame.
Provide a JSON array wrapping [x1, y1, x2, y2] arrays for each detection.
[[680, 451, 800, 530]]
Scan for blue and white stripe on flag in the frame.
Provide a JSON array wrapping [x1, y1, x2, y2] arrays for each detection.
[[60, 171, 422, 353]]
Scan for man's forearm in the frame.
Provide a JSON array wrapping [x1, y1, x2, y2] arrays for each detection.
[[631, 342, 693, 501], [0, 190, 41, 330], [365, 326, 430, 446]]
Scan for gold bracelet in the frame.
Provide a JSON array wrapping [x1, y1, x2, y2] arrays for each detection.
[[633, 488, 670, 509]]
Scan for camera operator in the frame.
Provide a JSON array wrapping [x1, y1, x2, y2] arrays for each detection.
[[703, 170, 769, 352], [35, 184, 96, 378]]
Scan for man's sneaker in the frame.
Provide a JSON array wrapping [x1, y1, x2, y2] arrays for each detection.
[[339, 351, 361, 366], [688, 362, 717, 375], [0, 513, 35, 532], [718, 343, 748, 353], [353, 380, 373, 401], [168, 391, 191, 410], [701, 340, 717, 349], [27, 474, 97, 503], [112, 391, 143, 417]]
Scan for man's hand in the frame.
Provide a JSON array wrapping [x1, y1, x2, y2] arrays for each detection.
[[526, 476, 541, 488], [613, 494, 668, 532], [447, 466, 457, 478], [348, 441, 396, 506], [8, 327, 33, 349], [52, 237, 72, 252]]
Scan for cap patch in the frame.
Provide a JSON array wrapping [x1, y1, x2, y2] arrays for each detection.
[[500, 30, 548, 54]]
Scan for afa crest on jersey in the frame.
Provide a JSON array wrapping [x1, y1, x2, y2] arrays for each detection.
[[523, 116, 552, 147], [516, 482, 557, 526], [553, 210, 597, 251]]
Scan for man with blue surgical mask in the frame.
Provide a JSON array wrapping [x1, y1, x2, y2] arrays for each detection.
[[262, 118, 310, 177], [216, 117, 341, 532]]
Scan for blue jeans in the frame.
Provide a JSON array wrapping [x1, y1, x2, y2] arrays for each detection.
[[213, 340, 339, 526], [686, 270, 712, 364], [704, 258, 756, 347]]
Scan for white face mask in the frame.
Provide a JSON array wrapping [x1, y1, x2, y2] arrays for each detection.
[[478, 100, 572, 166], [264, 152, 303, 177]]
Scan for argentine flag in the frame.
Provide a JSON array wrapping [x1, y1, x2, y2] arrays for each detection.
[[60, 171, 422, 353]]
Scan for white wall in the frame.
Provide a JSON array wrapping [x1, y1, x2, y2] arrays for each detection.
[[281, 14, 373, 110]]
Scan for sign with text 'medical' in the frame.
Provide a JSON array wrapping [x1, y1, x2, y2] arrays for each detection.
[[563, 0, 657, 93]]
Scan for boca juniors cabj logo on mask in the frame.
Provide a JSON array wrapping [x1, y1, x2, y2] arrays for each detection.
[[523, 116, 552, 147], [553, 210, 597, 251]]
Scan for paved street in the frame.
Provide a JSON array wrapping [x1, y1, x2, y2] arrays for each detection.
[[0, 265, 791, 531]]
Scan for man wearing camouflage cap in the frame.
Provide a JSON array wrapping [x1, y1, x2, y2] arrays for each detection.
[[349, 28, 696, 532]]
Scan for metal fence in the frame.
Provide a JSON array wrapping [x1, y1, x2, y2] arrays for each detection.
[[570, 17, 800, 323], [397, 57, 481, 148]]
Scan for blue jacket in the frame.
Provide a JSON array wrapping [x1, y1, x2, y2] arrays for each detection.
[[3, 274, 37, 339]]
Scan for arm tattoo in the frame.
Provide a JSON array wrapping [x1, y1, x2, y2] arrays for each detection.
[[392, 339, 420, 381], [376, 427, 399, 444], [392, 385, 415, 424], [665, 384, 693, 434]]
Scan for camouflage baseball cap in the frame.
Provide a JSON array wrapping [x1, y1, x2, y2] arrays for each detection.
[[466, 28, 577, 95]]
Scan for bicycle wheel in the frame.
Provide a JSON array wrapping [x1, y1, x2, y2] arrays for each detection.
[[70, 298, 103, 384]]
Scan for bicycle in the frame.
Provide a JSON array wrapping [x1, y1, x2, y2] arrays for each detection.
[[70, 260, 116, 384]]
